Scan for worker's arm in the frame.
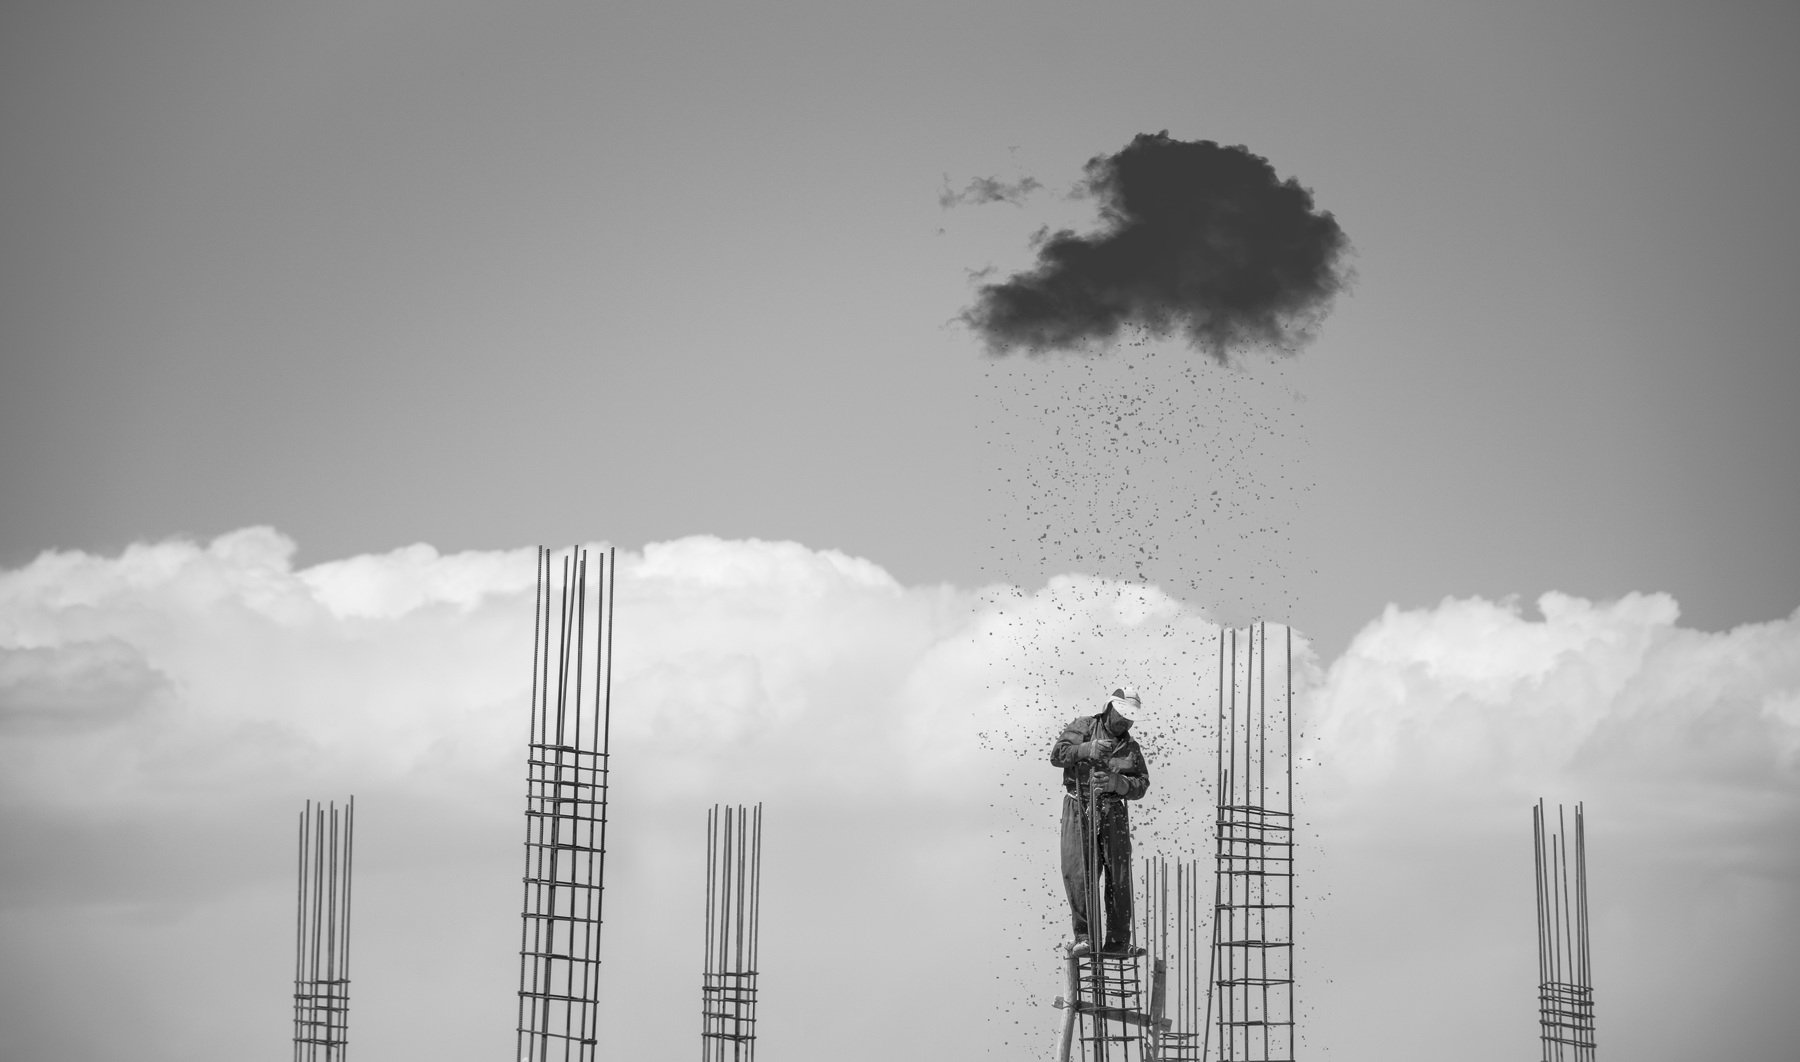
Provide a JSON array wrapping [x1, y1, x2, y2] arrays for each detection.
[[1101, 745, 1150, 800], [1050, 718, 1110, 767]]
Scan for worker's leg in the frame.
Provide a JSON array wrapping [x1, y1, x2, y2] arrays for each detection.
[[1099, 803, 1134, 947], [1059, 795, 1091, 938]]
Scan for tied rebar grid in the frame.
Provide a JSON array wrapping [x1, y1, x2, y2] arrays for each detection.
[[1070, 953, 1152, 1062], [294, 797, 354, 1062], [1140, 856, 1205, 1060], [517, 546, 615, 1062], [1203, 624, 1296, 1062], [701, 803, 763, 1062], [1533, 801, 1595, 1061]]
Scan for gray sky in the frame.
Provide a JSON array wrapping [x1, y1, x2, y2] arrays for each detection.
[[2, 2, 1797, 1060], [3, 0, 1795, 658]]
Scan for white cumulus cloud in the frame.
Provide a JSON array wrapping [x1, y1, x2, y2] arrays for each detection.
[[1296, 591, 1800, 1061], [0, 533, 1795, 1062]]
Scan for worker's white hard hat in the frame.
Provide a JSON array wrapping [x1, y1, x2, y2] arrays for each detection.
[[1109, 686, 1141, 712]]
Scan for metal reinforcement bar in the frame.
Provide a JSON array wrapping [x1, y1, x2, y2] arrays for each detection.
[[294, 797, 354, 1062], [1532, 800, 1595, 1061], [1056, 951, 1162, 1062], [1203, 624, 1296, 1062], [1139, 855, 1204, 1060], [518, 546, 616, 1062], [702, 803, 764, 1061]]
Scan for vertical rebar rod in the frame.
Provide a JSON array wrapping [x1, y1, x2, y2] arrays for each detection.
[[703, 805, 715, 1062], [1576, 805, 1590, 992], [310, 805, 324, 1054], [1264, 623, 1275, 1060], [1285, 624, 1295, 1056], [294, 804, 306, 1062], [327, 805, 339, 1048], [752, 804, 763, 1062], [341, 797, 355, 1062], [517, 551, 544, 1062], [581, 548, 615, 1055], [1227, 627, 1237, 1060], [1172, 858, 1181, 1051], [1202, 628, 1222, 1062]]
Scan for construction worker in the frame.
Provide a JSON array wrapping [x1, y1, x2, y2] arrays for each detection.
[[1050, 685, 1150, 957]]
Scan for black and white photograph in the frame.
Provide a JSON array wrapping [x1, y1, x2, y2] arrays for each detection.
[[2, 3, 1796, 1060]]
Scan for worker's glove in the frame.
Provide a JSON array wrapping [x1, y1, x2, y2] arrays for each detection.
[[1078, 737, 1118, 761], [1091, 770, 1130, 796]]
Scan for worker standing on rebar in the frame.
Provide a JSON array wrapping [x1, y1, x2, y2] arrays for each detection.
[[1050, 685, 1149, 957]]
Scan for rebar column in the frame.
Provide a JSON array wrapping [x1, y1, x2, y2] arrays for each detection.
[[1532, 800, 1596, 1061], [293, 797, 354, 1062], [701, 803, 764, 1062], [1069, 952, 1151, 1061], [1203, 624, 1295, 1062], [1056, 857, 1194, 1057], [517, 546, 616, 1062], [1140, 855, 1205, 1060]]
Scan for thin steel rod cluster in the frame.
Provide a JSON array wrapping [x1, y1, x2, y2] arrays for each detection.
[[701, 803, 763, 1061], [1203, 624, 1296, 1062], [1057, 856, 1206, 1059], [1085, 784, 1110, 1053], [517, 546, 616, 1062], [1069, 952, 1151, 1061], [1532, 800, 1595, 1061], [293, 797, 354, 1062], [1140, 856, 1205, 1060]]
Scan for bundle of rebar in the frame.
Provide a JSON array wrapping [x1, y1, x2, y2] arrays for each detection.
[[517, 546, 615, 1062], [701, 803, 763, 1061], [1140, 856, 1204, 1060], [293, 797, 354, 1062], [1071, 952, 1150, 1061], [1532, 800, 1595, 1061], [1204, 624, 1296, 1062]]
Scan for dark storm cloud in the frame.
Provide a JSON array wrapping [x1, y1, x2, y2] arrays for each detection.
[[963, 133, 1351, 359], [939, 175, 1043, 209]]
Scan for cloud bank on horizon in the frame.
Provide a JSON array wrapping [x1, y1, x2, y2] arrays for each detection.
[[1, 529, 1796, 1061], [962, 133, 1352, 360]]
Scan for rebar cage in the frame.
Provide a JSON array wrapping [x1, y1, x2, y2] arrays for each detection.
[[1068, 952, 1156, 1061], [517, 546, 615, 1062], [294, 798, 354, 1062], [701, 803, 764, 1061], [1204, 624, 1296, 1062], [1533, 801, 1595, 1062], [1140, 856, 1205, 1060]]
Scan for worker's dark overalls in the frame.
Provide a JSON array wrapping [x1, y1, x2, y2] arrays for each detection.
[[1050, 705, 1149, 947]]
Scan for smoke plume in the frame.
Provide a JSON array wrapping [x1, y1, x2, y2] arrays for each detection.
[[963, 132, 1351, 359]]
